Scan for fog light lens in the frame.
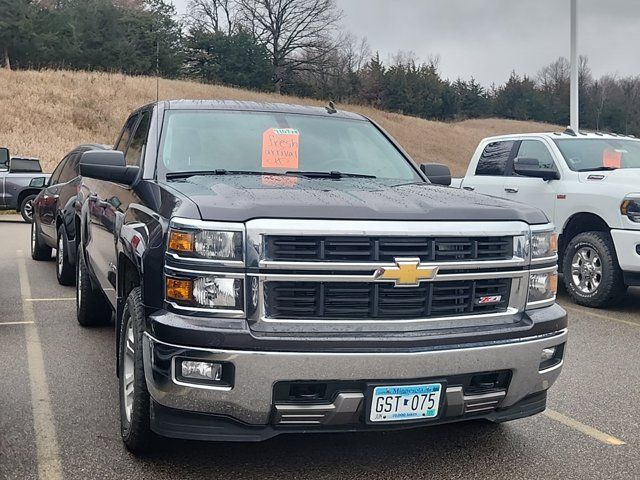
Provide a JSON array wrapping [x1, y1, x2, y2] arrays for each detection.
[[539, 343, 564, 371], [180, 361, 222, 381], [541, 347, 556, 362]]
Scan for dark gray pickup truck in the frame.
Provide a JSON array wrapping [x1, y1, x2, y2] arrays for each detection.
[[1, 147, 50, 222], [69, 100, 568, 454]]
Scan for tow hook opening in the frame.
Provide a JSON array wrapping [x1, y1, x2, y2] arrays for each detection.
[[288, 382, 327, 401], [466, 371, 511, 395]]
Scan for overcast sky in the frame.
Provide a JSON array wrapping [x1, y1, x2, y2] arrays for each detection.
[[171, 0, 640, 86]]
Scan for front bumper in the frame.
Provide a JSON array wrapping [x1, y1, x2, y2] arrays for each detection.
[[611, 229, 640, 279], [143, 325, 567, 439]]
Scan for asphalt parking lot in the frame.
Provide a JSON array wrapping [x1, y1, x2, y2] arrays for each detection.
[[1, 216, 639, 480]]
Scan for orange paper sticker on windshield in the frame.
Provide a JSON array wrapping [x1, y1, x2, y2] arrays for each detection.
[[603, 149, 622, 168], [262, 128, 299, 169]]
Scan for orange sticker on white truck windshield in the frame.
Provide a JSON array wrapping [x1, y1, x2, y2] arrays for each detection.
[[262, 128, 299, 169], [603, 149, 622, 168]]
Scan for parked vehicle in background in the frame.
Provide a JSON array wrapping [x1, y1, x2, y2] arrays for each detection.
[[75, 100, 566, 454], [31, 144, 110, 285], [450, 131, 640, 308], [0, 147, 50, 223]]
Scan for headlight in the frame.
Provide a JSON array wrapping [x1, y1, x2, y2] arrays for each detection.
[[168, 229, 243, 261], [531, 230, 558, 259], [166, 275, 244, 311], [528, 270, 558, 305], [621, 195, 640, 223]]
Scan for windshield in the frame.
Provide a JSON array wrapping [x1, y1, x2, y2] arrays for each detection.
[[159, 110, 420, 181], [554, 138, 640, 172]]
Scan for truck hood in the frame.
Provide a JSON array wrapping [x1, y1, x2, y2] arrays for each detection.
[[579, 168, 640, 190], [165, 175, 549, 224]]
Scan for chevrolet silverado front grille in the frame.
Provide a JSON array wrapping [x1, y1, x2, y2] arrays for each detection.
[[265, 236, 513, 263], [264, 278, 512, 320]]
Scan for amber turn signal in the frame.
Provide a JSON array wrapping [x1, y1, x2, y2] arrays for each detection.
[[550, 233, 558, 255], [166, 277, 193, 302], [169, 230, 194, 252], [549, 272, 558, 295]]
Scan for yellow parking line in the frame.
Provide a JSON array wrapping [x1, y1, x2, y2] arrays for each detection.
[[544, 409, 626, 446], [0, 321, 35, 326], [25, 297, 75, 302], [561, 304, 640, 329], [17, 252, 63, 480]]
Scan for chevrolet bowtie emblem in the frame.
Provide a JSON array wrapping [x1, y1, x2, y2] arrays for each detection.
[[374, 258, 439, 287]]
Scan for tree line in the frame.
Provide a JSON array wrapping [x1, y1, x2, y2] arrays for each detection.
[[2, 0, 640, 135]]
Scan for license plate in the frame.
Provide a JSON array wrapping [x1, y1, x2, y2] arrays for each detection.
[[369, 383, 442, 423]]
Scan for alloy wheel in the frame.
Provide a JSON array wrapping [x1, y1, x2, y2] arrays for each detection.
[[122, 317, 136, 424], [23, 200, 34, 222], [571, 246, 603, 294], [57, 235, 64, 276]]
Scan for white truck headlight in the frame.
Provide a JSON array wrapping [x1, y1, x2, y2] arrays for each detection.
[[531, 230, 558, 259], [528, 270, 558, 304], [168, 229, 243, 261], [166, 276, 244, 311], [621, 195, 640, 223]]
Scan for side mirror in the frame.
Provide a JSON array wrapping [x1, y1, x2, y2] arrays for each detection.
[[79, 150, 139, 186], [0, 147, 9, 168], [29, 177, 47, 188], [420, 163, 452, 186], [513, 157, 560, 181]]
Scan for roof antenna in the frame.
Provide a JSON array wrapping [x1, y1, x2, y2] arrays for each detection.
[[156, 40, 160, 105], [563, 126, 577, 136], [155, 35, 161, 152], [326, 101, 337, 114]]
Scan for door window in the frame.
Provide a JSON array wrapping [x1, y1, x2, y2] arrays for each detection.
[[124, 111, 151, 166], [115, 114, 139, 152], [514, 140, 556, 173], [49, 156, 70, 185], [58, 153, 80, 183], [475, 141, 515, 176]]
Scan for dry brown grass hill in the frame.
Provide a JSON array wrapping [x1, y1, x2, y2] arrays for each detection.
[[0, 69, 560, 175]]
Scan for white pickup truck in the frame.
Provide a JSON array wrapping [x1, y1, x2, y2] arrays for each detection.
[[446, 131, 640, 308]]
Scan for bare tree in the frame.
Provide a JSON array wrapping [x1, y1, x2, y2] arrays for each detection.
[[188, 0, 235, 34], [337, 32, 369, 73], [537, 57, 570, 91], [590, 76, 615, 131], [236, 0, 343, 93]]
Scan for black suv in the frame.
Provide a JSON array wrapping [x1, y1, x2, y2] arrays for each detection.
[[75, 100, 567, 454], [31, 144, 109, 285]]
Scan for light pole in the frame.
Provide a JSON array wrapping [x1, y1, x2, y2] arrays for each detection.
[[570, 0, 579, 131]]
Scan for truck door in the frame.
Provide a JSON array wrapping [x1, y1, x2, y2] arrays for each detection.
[[462, 140, 515, 198], [40, 156, 70, 240], [86, 114, 139, 306], [0, 149, 7, 207], [503, 139, 559, 225], [86, 110, 150, 307]]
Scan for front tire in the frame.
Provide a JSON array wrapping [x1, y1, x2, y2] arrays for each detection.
[[20, 194, 37, 223], [56, 225, 75, 286], [31, 221, 52, 261], [119, 287, 155, 454], [76, 242, 111, 326], [562, 231, 626, 308]]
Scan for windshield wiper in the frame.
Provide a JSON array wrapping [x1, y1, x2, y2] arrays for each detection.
[[575, 166, 619, 172], [166, 169, 289, 180], [285, 170, 377, 179]]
